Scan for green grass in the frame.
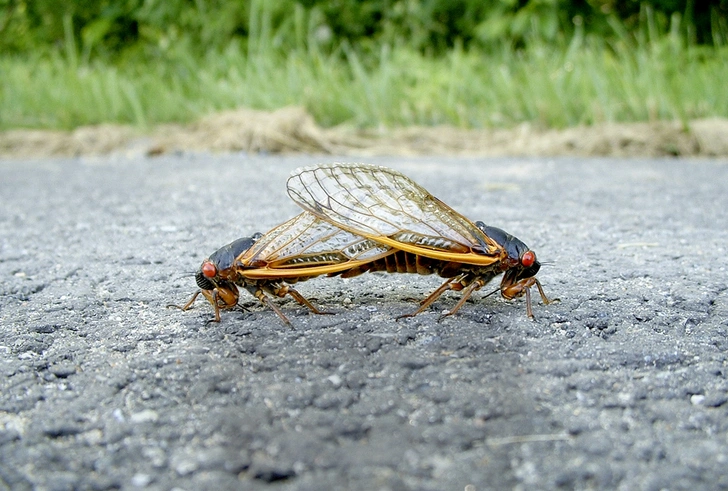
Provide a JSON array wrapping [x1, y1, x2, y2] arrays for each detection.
[[1, 31, 727, 131]]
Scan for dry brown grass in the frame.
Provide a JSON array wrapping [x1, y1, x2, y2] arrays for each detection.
[[2, 107, 727, 159]]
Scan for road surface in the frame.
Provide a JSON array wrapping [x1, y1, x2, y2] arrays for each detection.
[[1, 154, 727, 490]]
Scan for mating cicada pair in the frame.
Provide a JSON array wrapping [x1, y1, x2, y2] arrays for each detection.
[[171, 163, 555, 326]]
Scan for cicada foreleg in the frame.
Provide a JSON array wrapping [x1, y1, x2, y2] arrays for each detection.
[[206, 292, 223, 323], [168, 285, 242, 323], [168, 289, 225, 322], [501, 277, 557, 318], [167, 290, 203, 312], [204, 286, 243, 323]]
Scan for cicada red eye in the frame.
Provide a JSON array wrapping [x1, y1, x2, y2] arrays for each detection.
[[521, 251, 536, 267], [201, 261, 217, 278]]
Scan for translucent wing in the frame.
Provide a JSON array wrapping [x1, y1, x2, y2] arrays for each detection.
[[287, 163, 503, 266], [237, 212, 393, 279]]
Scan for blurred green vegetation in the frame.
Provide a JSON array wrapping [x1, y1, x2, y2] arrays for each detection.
[[3, 0, 726, 57], [1, 0, 727, 130]]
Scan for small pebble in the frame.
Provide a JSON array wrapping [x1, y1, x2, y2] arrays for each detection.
[[131, 473, 152, 487], [130, 410, 159, 423], [690, 394, 705, 406]]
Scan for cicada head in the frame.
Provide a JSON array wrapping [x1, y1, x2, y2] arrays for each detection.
[[195, 235, 261, 309], [475, 221, 541, 288]]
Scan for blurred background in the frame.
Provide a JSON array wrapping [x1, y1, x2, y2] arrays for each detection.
[[1, 0, 726, 132]]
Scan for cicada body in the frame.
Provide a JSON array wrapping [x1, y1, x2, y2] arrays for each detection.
[[230, 212, 394, 325], [171, 212, 395, 326], [287, 163, 555, 318]]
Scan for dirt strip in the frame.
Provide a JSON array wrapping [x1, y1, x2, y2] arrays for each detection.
[[2, 106, 728, 158]]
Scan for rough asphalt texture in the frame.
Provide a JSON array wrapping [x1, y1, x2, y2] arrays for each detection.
[[1, 154, 727, 491]]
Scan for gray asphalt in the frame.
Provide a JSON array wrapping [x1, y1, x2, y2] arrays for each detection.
[[1, 154, 727, 490]]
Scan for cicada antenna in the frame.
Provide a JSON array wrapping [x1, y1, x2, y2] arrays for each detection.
[[481, 287, 501, 299], [173, 271, 197, 281]]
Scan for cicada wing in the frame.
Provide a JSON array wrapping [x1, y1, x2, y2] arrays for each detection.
[[287, 163, 502, 265], [237, 212, 393, 278]]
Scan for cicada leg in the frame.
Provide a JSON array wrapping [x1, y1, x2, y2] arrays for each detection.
[[397, 275, 468, 320], [501, 277, 558, 318], [261, 282, 331, 316], [242, 282, 333, 328], [167, 290, 203, 312], [437, 278, 486, 322], [417, 277, 455, 306], [286, 288, 333, 315], [246, 286, 294, 328], [167, 289, 224, 323], [204, 289, 224, 323], [168, 285, 241, 323]]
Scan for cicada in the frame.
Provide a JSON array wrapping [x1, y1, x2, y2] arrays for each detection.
[[170, 212, 394, 325], [286, 163, 555, 318]]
